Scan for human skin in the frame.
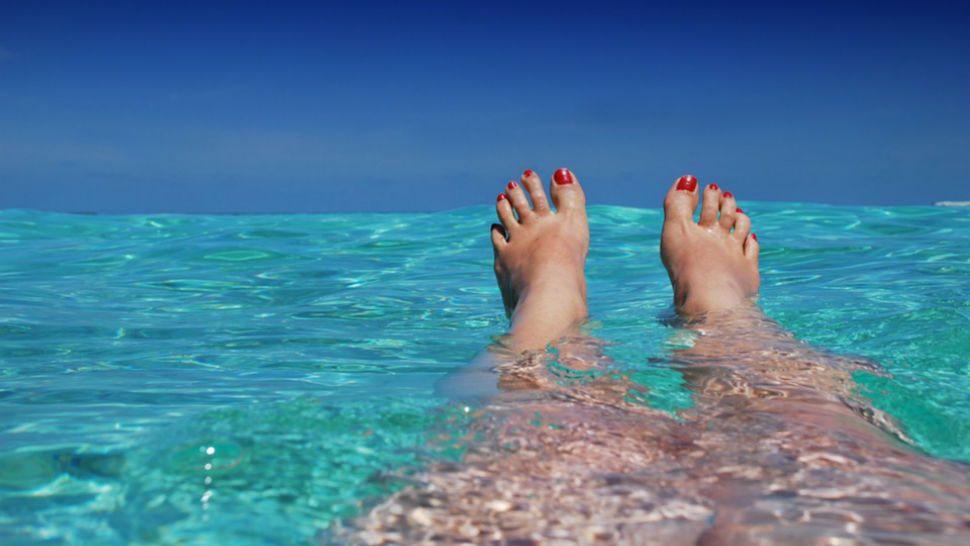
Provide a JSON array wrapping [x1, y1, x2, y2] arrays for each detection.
[[491, 170, 760, 349], [490, 167, 589, 352]]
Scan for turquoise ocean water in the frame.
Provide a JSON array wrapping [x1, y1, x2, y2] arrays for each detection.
[[0, 204, 967, 545]]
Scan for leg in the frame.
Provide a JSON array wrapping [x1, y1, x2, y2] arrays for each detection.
[[660, 174, 889, 418], [660, 174, 904, 430], [659, 175, 970, 543]]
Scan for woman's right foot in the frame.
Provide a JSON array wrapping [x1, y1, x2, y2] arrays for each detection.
[[660, 175, 760, 315]]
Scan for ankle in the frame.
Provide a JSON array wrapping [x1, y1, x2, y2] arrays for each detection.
[[507, 284, 588, 350], [518, 275, 587, 315], [676, 280, 749, 316]]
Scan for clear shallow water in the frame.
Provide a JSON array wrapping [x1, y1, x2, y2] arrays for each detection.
[[0, 204, 967, 544]]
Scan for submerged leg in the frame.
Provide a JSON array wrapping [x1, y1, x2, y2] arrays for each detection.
[[659, 175, 970, 544], [660, 174, 884, 418]]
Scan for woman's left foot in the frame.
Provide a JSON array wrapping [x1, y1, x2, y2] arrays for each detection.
[[491, 168, 590, 350]]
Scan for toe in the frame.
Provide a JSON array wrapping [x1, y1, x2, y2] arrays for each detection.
[[496, 193, 517, 231], [663, 174, 700, 226], [733, 207, 751, 242], [743, 232, 759, 261], [549, 167, 586, 214], [698, 182, 721, 227], [505, 180, 534, 221], [490, 222, 508, 251], [718, 191, 737, 231], [521, 169, 551, 215]]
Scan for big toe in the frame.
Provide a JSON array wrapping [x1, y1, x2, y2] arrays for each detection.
[[549, 168, 586, 214], [663, 174, 700, 226]]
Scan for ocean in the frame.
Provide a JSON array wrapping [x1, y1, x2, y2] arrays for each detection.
[[0, 204, 967, 544]]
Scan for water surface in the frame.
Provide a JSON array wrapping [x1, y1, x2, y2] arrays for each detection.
[[0, 204, 967, 544]]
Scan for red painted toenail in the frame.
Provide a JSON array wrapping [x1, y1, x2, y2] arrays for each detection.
[[523, 169, 534, 178], [497, 193, 507, 201], [709, 183, 719, 191], [723, 192, 733, 199], [751, 233, 758, 241], [676, 175, 697, 192], [736, 207, 744, 214], [554, 168, 574, 185], [507, 180, 517, 190]]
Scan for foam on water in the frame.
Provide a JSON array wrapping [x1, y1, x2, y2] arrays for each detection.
[[0, 204, 967, 544]]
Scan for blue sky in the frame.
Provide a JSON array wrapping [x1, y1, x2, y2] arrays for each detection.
[[1, 0, 967, 213]]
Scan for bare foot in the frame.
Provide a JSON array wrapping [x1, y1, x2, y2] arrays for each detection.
[[492, 168, 589, 350], [660, 175, 760, 315]]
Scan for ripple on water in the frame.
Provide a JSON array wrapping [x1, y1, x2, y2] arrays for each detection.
[[203, 249, 281, 262]]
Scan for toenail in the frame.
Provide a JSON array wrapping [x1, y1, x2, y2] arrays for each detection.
[[723, 191, 733, 199], [497, 193, 507, 201], [523, 169, 534, 178], [507, 180, 518, 190], [751, 233, 758, 241], [736, 207, 744, 214], [709, 183, 719, 191], [554, 168, 574, 185], [676, 175, 697, 192]]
